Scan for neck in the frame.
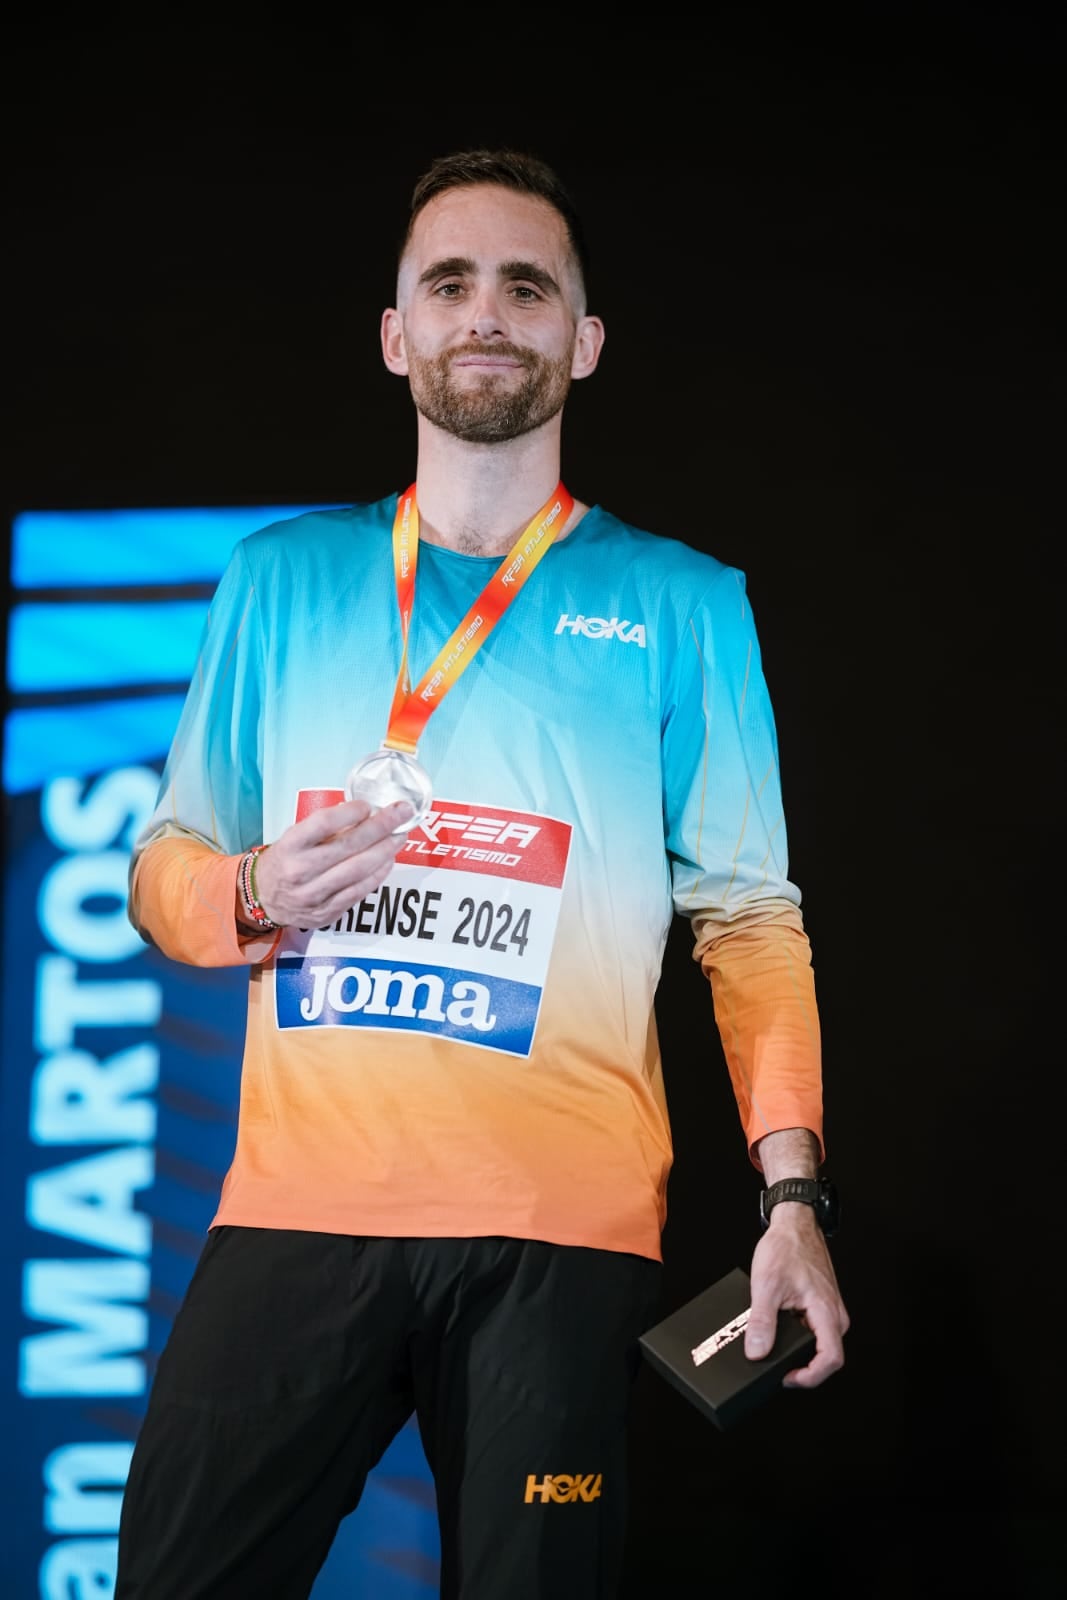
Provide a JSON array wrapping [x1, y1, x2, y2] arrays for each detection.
[[411, 423, 579, 556]]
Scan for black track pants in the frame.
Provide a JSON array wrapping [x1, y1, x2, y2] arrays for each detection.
[[115, 1227, 662, 1600]]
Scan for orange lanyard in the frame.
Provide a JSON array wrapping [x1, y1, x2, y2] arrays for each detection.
[[382, 481, 573, 753]]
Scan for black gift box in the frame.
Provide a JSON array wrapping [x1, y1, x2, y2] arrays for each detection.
[[638, 1266, 816, 1429]]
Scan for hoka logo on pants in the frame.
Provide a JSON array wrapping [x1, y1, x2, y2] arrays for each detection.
[[554, 613, 646, 647], [524, 1473, 603, 1503]]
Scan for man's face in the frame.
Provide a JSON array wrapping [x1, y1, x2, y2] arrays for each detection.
[[383, 185, 599, 444]]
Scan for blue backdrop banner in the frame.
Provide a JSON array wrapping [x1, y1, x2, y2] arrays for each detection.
[[2, 506, 441, 1599]]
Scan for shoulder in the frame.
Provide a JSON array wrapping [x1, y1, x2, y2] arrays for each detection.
[[239, 497, 395, 566], [584, 506, 745, 602]]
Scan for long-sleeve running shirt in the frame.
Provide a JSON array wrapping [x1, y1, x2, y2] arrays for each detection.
[[129, 494, 823, 1262]]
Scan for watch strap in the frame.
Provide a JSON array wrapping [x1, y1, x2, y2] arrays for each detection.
[[759, 1176, 839, 1236]]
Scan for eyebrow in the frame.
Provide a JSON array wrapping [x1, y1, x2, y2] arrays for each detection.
[[417, 257, 562, 298]]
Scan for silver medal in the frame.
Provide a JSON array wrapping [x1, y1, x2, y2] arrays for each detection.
[[344, 747, 433, 833]]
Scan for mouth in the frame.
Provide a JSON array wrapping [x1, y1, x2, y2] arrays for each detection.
[[452, 355, 526, 370]]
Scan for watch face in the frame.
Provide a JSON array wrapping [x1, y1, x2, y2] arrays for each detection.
[[816, 1179, 841, 1237]]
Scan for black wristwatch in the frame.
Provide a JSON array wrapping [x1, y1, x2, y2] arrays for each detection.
[[759, 1176, 840, 1237]]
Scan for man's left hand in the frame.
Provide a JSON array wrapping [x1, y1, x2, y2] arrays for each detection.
[[743, 1209, 849, 1387]]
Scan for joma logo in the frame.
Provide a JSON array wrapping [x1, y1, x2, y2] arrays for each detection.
[[524, 1473, 603, 1503], [299, 964, 496, 1031], [554, 613, 646, 647]]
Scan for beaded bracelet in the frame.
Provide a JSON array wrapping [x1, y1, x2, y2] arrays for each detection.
[[238, 845, 281, 932]]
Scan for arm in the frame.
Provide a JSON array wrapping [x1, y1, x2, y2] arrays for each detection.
[[128, 538, 412, 967], [129, 805, 413, 968], [664, 567, 848, 1386], [127, 540, 270, 964], [130, 828, 280, 967]]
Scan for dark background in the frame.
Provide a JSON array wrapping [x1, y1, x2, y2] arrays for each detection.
[[5, 6, 1063, 1597]]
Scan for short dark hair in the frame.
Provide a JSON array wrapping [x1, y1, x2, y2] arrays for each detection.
[[401, 148, 591, 305]]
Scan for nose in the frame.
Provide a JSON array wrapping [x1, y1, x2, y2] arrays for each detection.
[[467, 284, 507, 341]]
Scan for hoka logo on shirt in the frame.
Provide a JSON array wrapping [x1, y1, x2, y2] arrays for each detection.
[[554, 613, 646, 647], [524, 1473, 603, 1504]]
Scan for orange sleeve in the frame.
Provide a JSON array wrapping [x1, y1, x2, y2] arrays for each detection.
[[692, 903, 825, 1169], [129, 834, 282, 968]]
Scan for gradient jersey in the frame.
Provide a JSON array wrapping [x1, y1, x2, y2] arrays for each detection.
[[129, 495, 823, 1261]]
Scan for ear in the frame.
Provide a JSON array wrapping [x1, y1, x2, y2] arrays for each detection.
[[381, 308, 408, 376], [570, 314, 605, 381]]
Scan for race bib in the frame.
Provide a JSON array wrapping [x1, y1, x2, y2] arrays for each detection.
[[273, 792, 572, 1057]]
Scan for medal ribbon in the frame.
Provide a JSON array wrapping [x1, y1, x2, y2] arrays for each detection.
[[384, 480, 573, 754]]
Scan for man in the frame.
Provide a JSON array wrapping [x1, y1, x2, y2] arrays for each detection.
[[115, 147, 849, 1599]]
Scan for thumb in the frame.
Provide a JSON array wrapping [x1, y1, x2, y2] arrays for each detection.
[[744, 1308, 777, 1361]]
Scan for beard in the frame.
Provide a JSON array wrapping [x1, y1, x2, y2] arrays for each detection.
[[406, 339, 574, 444]]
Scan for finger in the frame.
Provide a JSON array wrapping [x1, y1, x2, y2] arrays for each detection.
[[743, 1309, 780, 1361], [330, 799, 415, 845], [781, 1305, 846, 1388], [375, 800, 417, 835], [325, 834, 410, 903], [295, 801, 415, 874], [287, 820, 413, 922], [296, 796, 376, 843], [782, 1343, 845, 1388]]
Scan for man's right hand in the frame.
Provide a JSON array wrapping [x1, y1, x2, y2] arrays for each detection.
[[247, 797, 414, 929]]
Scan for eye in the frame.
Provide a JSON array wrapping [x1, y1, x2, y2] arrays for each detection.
[[433, 280, 466, 299], [510, 284, 541, 303]]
